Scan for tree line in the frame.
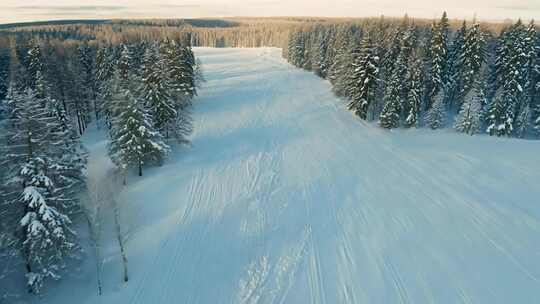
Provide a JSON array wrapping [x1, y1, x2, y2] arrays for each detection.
[[286, 14, 540, 138], [0, 35, 200, 296]]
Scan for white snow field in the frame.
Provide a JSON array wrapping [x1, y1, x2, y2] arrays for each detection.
[[38, 48, 540, 304]]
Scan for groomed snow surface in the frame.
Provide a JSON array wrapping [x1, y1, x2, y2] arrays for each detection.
[[36, 48, 540, 303]]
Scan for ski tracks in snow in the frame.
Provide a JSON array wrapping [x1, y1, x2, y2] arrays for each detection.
[[59, 48, 540, 304]]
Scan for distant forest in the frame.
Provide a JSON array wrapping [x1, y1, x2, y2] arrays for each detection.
[[1, 17, 539, 137]]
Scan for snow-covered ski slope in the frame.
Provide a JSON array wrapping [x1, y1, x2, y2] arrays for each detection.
[[46, 48, 540, 304]]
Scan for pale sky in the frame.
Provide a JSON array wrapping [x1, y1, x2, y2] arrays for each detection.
[[1, 0, 539, 24]]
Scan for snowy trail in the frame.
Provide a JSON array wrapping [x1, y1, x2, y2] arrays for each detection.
[[42, 48, 540, 304]]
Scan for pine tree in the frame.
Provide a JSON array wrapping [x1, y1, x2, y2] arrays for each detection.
[[328, 26, 355, 96], [19, 158, 77, 294], [95, 46, 116, 129], [454, 82, 484, 135], [0, 88, 81, 294], [514, 104, 532, 137], [141, 45, 176, 136], [77, 43, 98, 123], [287, 31, 305, 68], [379, 72, 401, 129], [378, 24, 416, 128], [347, 35, 379, 120], [405, 55, 422, 127], [489, 20, 533, 135], [109, 88, 170, 177], [26, 42, 44, 90], [445, 21, 467, 110], [117, 44, 132, 83], [427, 12, 450, 105], [163, 40, 196, 109], [313, 29, 330, 78], [486, 89, 514, 136], [194, 58, 205, 87], [426, 90, 446, 129], [455, 22, 486, 109]]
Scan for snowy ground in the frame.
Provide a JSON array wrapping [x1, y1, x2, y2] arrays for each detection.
[[34, 48, 540, 303]]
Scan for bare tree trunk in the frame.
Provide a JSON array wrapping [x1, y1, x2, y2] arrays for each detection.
[[85, 209, 103, 295], [94, 99, 100, 130], [113, 200, 128, 283], [85, 172, 106, 295]]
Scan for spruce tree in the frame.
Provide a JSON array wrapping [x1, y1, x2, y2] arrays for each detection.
[[328, 26, 354, 96], [379, 72, 401, 129], [347, 35, 379, 120], [454, 81, 484, 135], [514, 104, 532, 137], [95, 46, 116, 129], [445, 21, 467, 110], [405, 55, 422, 127], [26, 42, 44, 90], [427, 12, 449, 105], [109, 89, 170, 177], [163, 40, 196, 109], [0, 88, 80, 294], [141, 45, 176, 137], [455, 22, 486, 109], [426, 90, 446, 129], [313, 29, 329, 78], [486, 89, 514, 136]]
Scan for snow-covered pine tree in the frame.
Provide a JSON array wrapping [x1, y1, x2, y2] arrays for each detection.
[[117, 44, 132, 83], [379, 71, 401, 129], [302, 31, 315, 71], [486, 89, 514, 136], [427, 12, 450, 106], [194, 58, 205, 87], [141, 45, 176, 137], [514, 104, 532, 138], [321, 26, 338, 78], [426, 90, 446, 129], [488, 25, 513, 100], [26, 42, 44, 90], [488, 20, 533, 136], [379, 24, 416, 128], [109, 88, 170, 177], [397, 25, 418, 114], [328, 26, 355, 96], [159, 40, 195, 143], [95, 45, 116, 130], [454, 81, 484, 135], [405, 54, 423, 128], [288, 31, 306, 68], [77, 43, 98, 123], [455, 22, 486, 109], [515, 20, 538, 136], [163, 40, 196, 109], [19, 157, 77, 294], [444, 21, 467, 110], [312, 29, 329, 78], [347, 34, 379, 120], [0, 88, 80, 294]]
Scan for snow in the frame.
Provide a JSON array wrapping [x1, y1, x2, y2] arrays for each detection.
[[30, 48, 540, 303]]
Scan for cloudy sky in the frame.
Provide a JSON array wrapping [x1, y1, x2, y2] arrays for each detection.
[[1, 0, 539, 24]]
